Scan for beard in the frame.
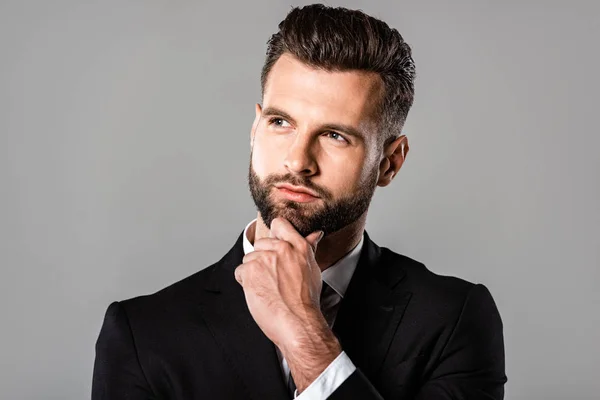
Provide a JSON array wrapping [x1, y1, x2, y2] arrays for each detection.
[[247, 156, 379, 237]]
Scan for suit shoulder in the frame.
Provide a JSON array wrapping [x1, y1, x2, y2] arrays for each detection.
[[378, 246, 502, 334], [380, 246, 480, 307], [116, 260, 220, 315]]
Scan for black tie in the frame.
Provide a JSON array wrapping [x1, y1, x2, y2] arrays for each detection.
[[287, 282, 338, 397]]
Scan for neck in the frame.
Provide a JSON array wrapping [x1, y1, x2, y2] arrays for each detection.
[[250, 212, 367, 272]]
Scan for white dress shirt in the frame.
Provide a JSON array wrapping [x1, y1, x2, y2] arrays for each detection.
[[242, 219, 362, 399]]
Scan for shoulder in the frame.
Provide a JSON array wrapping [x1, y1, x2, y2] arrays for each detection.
[[94, 260, 232, 381], [379, 246, 499, 322], [102, 232, 244, 329], [112, 261, 221, 323], [381, 246, 474, 293]]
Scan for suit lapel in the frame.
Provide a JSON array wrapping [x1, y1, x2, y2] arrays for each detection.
[[333, 231, 412, 381], [198, 233, 289, 400]]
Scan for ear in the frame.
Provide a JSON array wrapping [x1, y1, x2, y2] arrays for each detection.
[[250, 103, 262, 148], [377, 134, 409, 187]]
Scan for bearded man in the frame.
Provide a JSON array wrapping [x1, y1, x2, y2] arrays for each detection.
[[92, 4, 506, 399]]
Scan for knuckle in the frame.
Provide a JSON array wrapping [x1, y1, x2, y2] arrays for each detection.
[[264, 251, 275, 264], [234, 265, 243, 279], [298, 240, 310, 253], [270, 251, 280, 264], [274, 240, 288, 252]]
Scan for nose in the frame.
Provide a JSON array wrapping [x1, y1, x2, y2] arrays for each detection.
[[283, 132, 318, 176]]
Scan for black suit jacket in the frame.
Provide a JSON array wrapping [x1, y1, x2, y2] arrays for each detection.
[[92, 230, 506, 399]]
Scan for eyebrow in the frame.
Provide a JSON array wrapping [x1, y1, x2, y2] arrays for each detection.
[[261, 106, 365, 140]]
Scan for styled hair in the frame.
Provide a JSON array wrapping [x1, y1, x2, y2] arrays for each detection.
[[260, 4, 416, 146]]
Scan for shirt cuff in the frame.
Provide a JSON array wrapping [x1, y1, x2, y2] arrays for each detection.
[[295, 351, 356, 399]]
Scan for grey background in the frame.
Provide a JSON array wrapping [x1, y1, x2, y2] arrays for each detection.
[[1, 0, 598, 399]]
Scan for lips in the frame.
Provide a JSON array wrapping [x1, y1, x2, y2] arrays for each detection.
[[274, 184, 320, 203], [275, 184, 319, 198]]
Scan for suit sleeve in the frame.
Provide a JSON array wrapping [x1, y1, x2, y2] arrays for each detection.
[[92, 301, 155, 400], [328, 284, 507, 399]]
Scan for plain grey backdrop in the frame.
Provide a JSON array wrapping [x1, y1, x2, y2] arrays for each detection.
[[1, 0, 598, 399]]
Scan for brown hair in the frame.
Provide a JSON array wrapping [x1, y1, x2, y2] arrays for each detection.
[[260, 4, 416, 146]]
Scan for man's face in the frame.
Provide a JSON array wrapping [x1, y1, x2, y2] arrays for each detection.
[[248, 53, 384, 237]]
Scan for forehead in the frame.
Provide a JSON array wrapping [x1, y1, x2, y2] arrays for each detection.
[[263, 53, 383, 129]]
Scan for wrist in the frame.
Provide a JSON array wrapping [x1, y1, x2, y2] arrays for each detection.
[[279, 313, 342, 392], [283, 326, 341, 358], [279, 308, 339, 355]]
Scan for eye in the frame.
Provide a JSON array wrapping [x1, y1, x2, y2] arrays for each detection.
[[325, 131, 349, 143], [268, 117, 291, 128]]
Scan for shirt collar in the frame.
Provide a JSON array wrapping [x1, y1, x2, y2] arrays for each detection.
[[242, 219, 364, 298]]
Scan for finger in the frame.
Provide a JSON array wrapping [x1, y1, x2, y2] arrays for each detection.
[[242, 249, 276, 264], [253, 237, 286, 252], [269, 217, 305, 249], [234, 265, 244, 285], [305, 230, 325, 253]]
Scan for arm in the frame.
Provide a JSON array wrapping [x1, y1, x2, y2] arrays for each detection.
[[413, 284, 507, 399], [328, 284, 506, 399], [91, 301, 155, 400]]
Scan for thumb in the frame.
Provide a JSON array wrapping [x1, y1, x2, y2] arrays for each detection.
[[305, 230, 325, 253]]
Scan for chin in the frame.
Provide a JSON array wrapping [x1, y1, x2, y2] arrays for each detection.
[[269, 208, 316, 235]]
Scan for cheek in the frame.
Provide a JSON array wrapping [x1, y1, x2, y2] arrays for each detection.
[[251, 134, 282, 177], [321, 150, 369, 194]]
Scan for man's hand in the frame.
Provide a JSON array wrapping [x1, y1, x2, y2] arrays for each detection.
[[234, 217, 342, 392]]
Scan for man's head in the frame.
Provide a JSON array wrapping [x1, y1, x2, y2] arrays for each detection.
[[248, 4, 415, 237]]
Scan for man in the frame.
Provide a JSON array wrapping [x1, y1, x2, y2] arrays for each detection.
[[92, 4, 506, 399]]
